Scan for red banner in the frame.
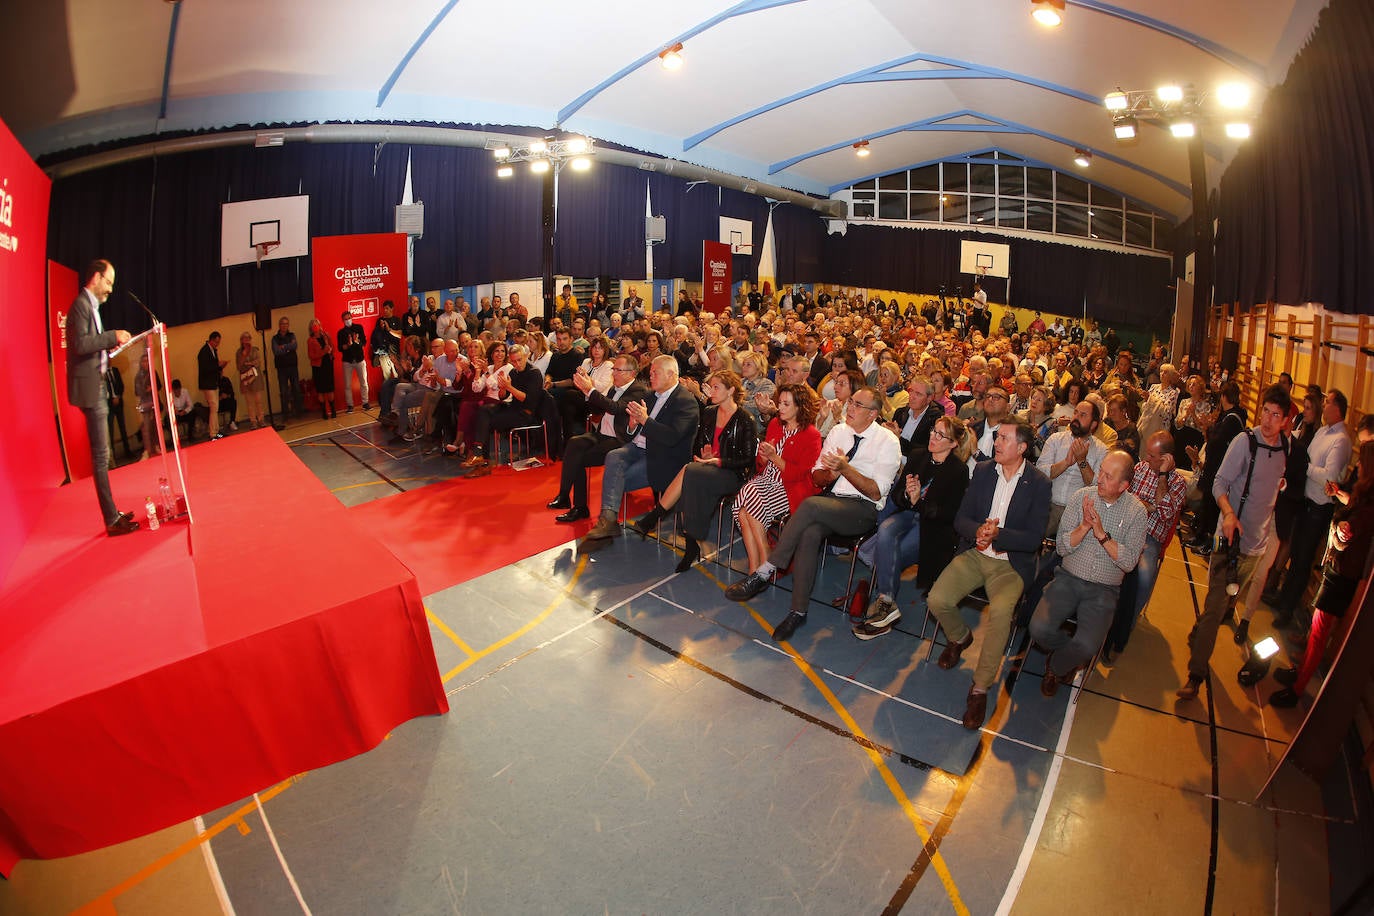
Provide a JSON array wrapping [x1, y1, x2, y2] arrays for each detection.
[[702, 240, 732, 315], [0, 115, 55, 582], [48, 262, 86, 481], [310, 233, 409, 400]]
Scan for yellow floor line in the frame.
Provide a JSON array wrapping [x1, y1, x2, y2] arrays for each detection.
[[687, 550, 967, 916], [425, 605, 476, 656], [330, 476, 441, 493], [439, 555, 587, 682], [72, 776, 303, 915]]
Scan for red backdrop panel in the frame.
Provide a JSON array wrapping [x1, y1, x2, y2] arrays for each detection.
[[0, 117, 57, 584], [702, 240, 732, 315], [310, 233, 409, 399]]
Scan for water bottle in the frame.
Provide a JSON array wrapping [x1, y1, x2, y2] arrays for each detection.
[[159, 477, 175, 519], [145, 496, 160, 531]]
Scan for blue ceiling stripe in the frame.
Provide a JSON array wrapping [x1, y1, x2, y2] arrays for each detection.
[[377, 0, 465, 108], [1068, 0, 1269, 84], [829, 147, 1177, 216], [774, 109, 1191, 198], [684, 53, 1100, 152], [555, 0, 805, 127], [158, 1, 182, 120]]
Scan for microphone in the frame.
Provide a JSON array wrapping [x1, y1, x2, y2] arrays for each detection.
[[127, 291, 160, 326]]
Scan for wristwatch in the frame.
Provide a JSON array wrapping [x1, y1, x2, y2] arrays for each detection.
[[1096, 531, 1111, 545]]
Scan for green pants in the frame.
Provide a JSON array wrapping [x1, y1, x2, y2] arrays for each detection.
[[927, 549, 1025, 689]]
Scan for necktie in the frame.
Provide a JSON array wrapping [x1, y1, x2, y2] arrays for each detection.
[[825, 435, 863, 494]]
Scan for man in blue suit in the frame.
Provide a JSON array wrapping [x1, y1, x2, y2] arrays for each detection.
[[67, 259, 139, 536], [927, 420, 1051, 729]]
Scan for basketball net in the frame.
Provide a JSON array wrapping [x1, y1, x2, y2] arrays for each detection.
[[254, 241, 279, 268]]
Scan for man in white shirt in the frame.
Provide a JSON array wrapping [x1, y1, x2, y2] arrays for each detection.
[[435, 299, 463, 342], [726, 386, 902, 644], [1037, 399, 1108, 535]]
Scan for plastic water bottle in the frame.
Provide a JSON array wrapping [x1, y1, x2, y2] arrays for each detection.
[[145, 496, 160, 531], [159, 477, 175, 519]]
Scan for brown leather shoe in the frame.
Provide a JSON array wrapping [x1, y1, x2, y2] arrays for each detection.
[[1041, 668, 1060, 698], [583, 516, 622, 541], [962, 688, 988, 730], [937, 632, 975, 670]]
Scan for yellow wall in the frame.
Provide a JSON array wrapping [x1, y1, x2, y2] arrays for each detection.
[[108, 303, 317, 435]]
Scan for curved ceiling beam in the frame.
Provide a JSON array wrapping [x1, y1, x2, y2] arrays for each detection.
[[555, 0, 806, 128], [832, 146, 1177, 216], [683, 54, 1099, 152], [770, 109, 1192, 199], [1068, 0, 1269, 84], [377, 0, 465, 108], [158, 1, 183, 120]]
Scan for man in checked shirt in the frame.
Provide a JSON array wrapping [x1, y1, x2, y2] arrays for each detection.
[[1104, 431, 1190, 661]]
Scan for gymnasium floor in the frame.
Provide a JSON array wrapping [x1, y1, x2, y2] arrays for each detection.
[[3, 414, 1369, 915]]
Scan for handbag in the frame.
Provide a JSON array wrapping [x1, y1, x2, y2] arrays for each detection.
[[239, 366, 258, 386]]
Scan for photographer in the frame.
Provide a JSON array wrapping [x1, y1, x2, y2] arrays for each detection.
[[1177, 385, 1291, 700]]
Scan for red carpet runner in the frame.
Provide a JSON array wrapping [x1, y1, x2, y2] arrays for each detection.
[[347, 463, 653, 596]]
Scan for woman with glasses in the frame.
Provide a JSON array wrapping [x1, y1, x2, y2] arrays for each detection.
[[853, 416, 974, 639], [632, 370, 758, 572]]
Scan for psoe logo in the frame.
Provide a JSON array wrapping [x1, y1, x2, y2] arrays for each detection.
[[0, 178, 12, 228]]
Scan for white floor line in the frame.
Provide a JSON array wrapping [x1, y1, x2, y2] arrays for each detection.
[[343, 422, 400, 462], [993, 672, 1082, 916], [195, 815, 237, 916], [253, 792, 312, 915]]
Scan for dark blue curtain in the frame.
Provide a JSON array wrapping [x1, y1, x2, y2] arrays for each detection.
[[648, 173, 720, 281], [719, 188, 769, 284], [1213, 0, 1374, 314], [409, 146, 542, 288], [773, 203, 827, 281], [554, 161, 646, 279]]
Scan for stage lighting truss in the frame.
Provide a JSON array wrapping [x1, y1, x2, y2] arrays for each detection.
[[1102, 84, 1254, 144], [489, 136, 596, 177]]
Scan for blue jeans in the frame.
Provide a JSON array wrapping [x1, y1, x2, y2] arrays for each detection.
[[1109, 536, 1162, 653], [870, 511, 922, 601], [599, 444, 649, 517], [81, 400, 118, 526]]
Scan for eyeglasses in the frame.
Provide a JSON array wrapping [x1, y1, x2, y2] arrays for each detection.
[[930, 429, 951, 441], [848, 400, 879, 412]]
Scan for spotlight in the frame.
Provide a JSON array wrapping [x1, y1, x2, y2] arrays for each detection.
[[853, 140, 870, 158], [1238, 636, 1281, 687], [1073, 148, 1092, 168], [570, 156, 591, 172], [496, 165, 514, 178], [1030, 0, 1064, 27], [659, 42, 684, 70], [530, 159, 550, 174], [1170, 120, 1196, 138], [529, 139, 548, 154], [1112, 116, 1138, 140], [1225, 122, 1252, 140], [1156, 84, 1185, 104], [493, 146, 511, 160], [1104, 89, 1129, 111], [1217, 82, 1251, 109], [566, 137, 588, 154]]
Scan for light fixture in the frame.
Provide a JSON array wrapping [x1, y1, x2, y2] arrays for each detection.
[[496, 165, 514, 178], [491, 136, 597, 177], [1225, 121, 1252, 140], [1216, 82, 1251, 109], [1155, 84, 1184, 104], [853, 140, 870, 158], [570, 157, 591, 172], [1073, 148, 1092, 168], [566, 137, 588, 154], [528, 139, 548, 154], [1030, 0, 1064, 27], [1104, 89, 1129, 112], [940, 195, 948, 203], [1170, 120, 1196, 138], [1113, 116, 1138, 140], [530, 159, 550, 174], [659, 42, 684, 70], [1238, 636, 1281, 687], [493, 146, 511, 160]]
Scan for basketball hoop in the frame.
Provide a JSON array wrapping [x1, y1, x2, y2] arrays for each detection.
[[254, 241, 279, 267], [976, 265, 988, 281]]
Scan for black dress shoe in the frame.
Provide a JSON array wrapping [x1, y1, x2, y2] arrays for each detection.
[[547, 496, 572, 510], [555, 507, 590, 523], [1273, 665, 1298, 687], [772, 611, 807, 642], [937, 633, 975, 670], [106, 516, 141, 537], [725, 571, 772, 601]]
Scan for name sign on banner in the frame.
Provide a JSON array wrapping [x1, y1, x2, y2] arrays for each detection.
[[311, 233, 409, 399], [701, 240, 732, 315]]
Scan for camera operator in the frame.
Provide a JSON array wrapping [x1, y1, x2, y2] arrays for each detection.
[[1177, 385, 1292, 700]]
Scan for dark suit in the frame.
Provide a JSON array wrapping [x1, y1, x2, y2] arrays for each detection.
[[66, 288, 122, 525], [928, 458, 1052, 689], [892, 402, 942, 456], [599, 384, 700, 517], [804, 351, 828, 389], [558, 380, 648, 510]]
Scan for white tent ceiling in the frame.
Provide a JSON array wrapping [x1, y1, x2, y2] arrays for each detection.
[[1, 0, 1328, 218]]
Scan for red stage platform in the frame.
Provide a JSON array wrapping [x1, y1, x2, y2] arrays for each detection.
[[0, 431, 448, 873]]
